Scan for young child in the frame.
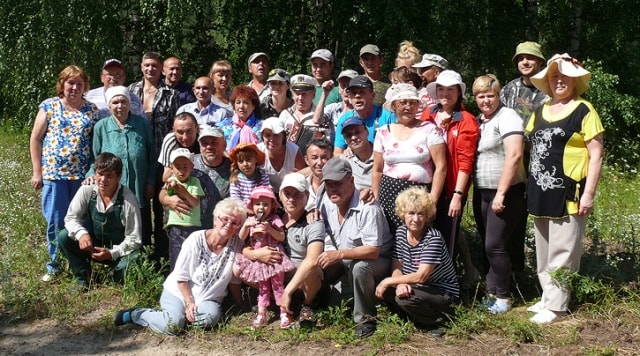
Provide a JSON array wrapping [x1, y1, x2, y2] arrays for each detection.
[[229, 142, 270, 204], [163, 148, 205, 270], [235, 186, 296, 329]]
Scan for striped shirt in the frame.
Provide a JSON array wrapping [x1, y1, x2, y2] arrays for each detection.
[[393, 225, 459, 299], [229, 169, 270, 205]]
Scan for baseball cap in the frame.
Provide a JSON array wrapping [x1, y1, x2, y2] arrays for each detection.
[[260, 117, 286, 135], [347, 75, 373, 90], [310, 49, 334, 63], [337, 69, 359, 80], [267, 68, 290, 83], [290, 74, 317, 90], [412, 54, 448, 70], [280, 173, 308, 193], [102, 58, 124, 70], [360, 44, 381, 57], [198, 126, 224, 143], [247, 52, 269, 67], [170, 148, 193, 164], [341, 117, 366, 133], [322, 158, 353, 182]]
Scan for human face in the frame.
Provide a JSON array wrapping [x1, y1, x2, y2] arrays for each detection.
[[249, 56, 269, 79], [199, 136, 226, 166], [548, 67, 576, 101], [403, 207, 427, 235], [173, 119, 198, 148], [237, 155, 257, 177], [393, 99, 419, 121], [100, 66, 126, 88], [347, 87, 375, 113], [234, 97, 256, 121], [171, 157, 193, 182], [261, 129, 284, 151], [475, 90, 500, 117], [63, 76, 86, 101], [304, 145, 332, 178], [163, 58, 183, 86], [193, 78, 213, 104], [141, 58, 161, 82], [216, 214, 241, 236], [251, 197, 273, 216], [359, 53, 383, 77], [94, 169, 121, 196], [108, 96, 130, 120], [436, 85, 460, 111], [311, 58, 334, 82], [517, 54, 543, 78], [280, 187, 307, 214], [337, 77, 352, 102], [212, 71, 231, 91], [342, 124, 369, 152], [268, 80, 288, 97], [324, 175, 355, 207], [292, 89, 314, 113], [418, 66, 439, 84]]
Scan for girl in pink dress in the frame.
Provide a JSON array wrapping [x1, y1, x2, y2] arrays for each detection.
[[235, 186, 295, 329]]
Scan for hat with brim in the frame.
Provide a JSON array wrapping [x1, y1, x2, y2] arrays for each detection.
[[260, 117, 286, 135], [383, 83, 419, 111], [247, 52, 269, 68], [512, 41, 545, 65], [247, 185, 280, 210], [290, 74, 317, 90], [105, 86, 131, 105], [322, 158, 352, 183], [530, 53, 591, 97], [198, 127, 225, 143], [340, 117, 366, 134], [170, 148, 194, 164], [103, 58, 124, 70], [280, 173, 308, 193], [229, 142, 266, 167], [267, 68, 290, 83], [426, 70, 466, 102], [360, 44, 381, 57], [412, 54, 448, 70], [310, 49, 334, 63], [337, 69, 359, 81]]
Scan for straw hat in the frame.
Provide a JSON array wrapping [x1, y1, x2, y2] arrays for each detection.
[[530, 53, 591, 97]]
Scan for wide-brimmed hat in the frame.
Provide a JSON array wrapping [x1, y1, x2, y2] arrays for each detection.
[[530, 53, 592, 97], [247, 185, 280, 210], [105, 86, 131, 105], [512, 41, 545, 65], [229, 142, 266, 167], [426, 70, 466, 102], [383, 83, 419, 111], [412, 54, 448, 70]]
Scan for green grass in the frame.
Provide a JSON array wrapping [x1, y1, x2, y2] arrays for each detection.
[[1, 129, 640, 352]]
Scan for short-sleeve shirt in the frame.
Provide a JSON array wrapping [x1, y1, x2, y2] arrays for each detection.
[[334, 106, 396, 149], [166, 176, 205, 227], [193, 155, 231, 199], [373, 121, 444, 184], [176, 101, 228, 129], [285, 216, 325, 267], [475, 106, 526, 189]]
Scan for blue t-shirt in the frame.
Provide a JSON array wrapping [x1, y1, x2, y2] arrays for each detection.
[[334, 105, 396, 149]]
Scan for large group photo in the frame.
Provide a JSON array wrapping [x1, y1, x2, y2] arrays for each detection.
[[1, 1, 639, 355]]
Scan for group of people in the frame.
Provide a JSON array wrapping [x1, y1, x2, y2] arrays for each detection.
[[30, 40, 603, 337]]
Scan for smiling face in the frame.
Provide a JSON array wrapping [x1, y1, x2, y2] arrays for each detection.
[[304, 144, 332, 178], [173, 118, 199, 148], [141, 58, 161, 83], [268, 80, 288, 97], [212, 70, 231, 92], [193, 77, 213, 105], [548, 66, 576, 101], [63, 76, 86, 102], [517, 54, 544, 78], [436, 85, 461, 111], [261, 129, 284, 151], [311, 58, 334, 82], [163, 57, 183, 86], [342, 123, 369, 152], [101, 66, 126, 88]]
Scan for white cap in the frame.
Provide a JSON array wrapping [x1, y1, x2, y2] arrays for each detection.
[[280, 173, 308, 193], [170, 148, 193, 164], [260, 117, 286, 135]]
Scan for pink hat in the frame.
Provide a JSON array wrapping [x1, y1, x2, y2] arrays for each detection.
[[247, 185, 280, 210]]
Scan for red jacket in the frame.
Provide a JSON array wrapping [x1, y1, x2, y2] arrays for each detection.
[[421, 104, 479, 199]]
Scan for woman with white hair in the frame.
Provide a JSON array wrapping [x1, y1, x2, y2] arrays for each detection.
[[372, 83, 447, 235], [526, 54, 604, 324], [87, 85, 157, 246]]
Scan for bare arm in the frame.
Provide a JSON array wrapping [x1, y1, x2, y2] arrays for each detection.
[[579, 133, 604, 215], [29, 109, 47, 190], [317, 245, 379, 269], [428, 143, 447, 202], [492, 134, 524, 213], [177, 280, 197, 323], [372, 151, 384, 200], [375, 261, 436, 299], [312, 81, 334, 125]]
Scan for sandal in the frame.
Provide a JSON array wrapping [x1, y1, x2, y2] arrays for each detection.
[[298, 304, 316, 327], [251, 313, 268, 329], [280, 312, 293, 329]]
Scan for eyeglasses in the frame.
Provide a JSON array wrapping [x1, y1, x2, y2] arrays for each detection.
[[417, 66, 434, 75], [217, 215, 240, 228], [396, 100, 419, 107], [102, 72, 124, 79]]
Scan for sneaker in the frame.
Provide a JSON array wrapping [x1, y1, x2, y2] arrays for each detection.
[[354, 321, 376, 338], [251, 313, 268, 329], [114, 308, 136, 326], [280, 313, 293, 329], [488, 298, 512, 314], [529, 308, 566, 325], [41, 273, 56, 282], [527, 301, 545, 313]]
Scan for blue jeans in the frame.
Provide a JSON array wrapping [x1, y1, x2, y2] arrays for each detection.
[[132, 289, 222, 335], [41, 180, 82, 273]]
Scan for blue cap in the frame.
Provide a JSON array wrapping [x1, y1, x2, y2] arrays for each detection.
[[341, 117, 366, 133]]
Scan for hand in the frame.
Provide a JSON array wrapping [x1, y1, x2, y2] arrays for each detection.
[[448, 195, 462, 218], [91, 247, 112, 261], [578, 193, 595, 216], [341, 147, 354, 158], [375, 278, 390, 299], [322, 80, 335, 93], [280, 291, 292, 314], [318, 250, 343, 269], [491, 194, 506, 214], [395, 283, 413, 298], [78, 234, 94, 252], [164, 195, 191, 219], [185, 302, 197, 323], [306, 208, 321, 224], [359, 188, 376, 205], [252, 246, 282, 265], [82, 176, 95, 185], [31, 173, 43, 190]]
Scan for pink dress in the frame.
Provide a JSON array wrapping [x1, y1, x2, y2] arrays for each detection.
[[234, 213, 295, 283]]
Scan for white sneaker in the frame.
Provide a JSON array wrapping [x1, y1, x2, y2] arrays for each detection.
[[529, 308, 565, 325], [41, 273, 56, 282], [527, 301, 545, 313]]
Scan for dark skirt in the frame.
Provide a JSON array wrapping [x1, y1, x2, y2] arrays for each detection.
[[379, 174, 431, 235]]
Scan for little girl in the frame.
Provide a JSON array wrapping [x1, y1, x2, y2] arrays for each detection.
[[229, 142, 270, 204], [235, 186, 296, 329]]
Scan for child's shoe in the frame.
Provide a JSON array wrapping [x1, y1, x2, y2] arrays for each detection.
[[488, 298, 512, 314], [251, 313, 268, 329], [280, 312, 293, 329]]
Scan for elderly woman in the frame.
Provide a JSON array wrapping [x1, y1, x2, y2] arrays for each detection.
[[87, 86, 156, 247], [420, 70, 479, 255], [373, 83, 447, 235], [208, 60, 234, 116], [257, 117, 306, 193], [375, 187, 459, 330], [471, 75, 527, 314], [113, 198, 247, 334], [219, 85, 263, 150], [259, 68, 293, 119], [30, 65, 100, 282], [525, 54, 604, 324]]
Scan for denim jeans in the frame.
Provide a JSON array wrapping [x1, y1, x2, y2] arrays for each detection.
[[132, 289, 222, 335]]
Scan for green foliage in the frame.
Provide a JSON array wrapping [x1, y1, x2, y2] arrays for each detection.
[[121, 247, 166, 307], [550, 268, 615, 305]]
